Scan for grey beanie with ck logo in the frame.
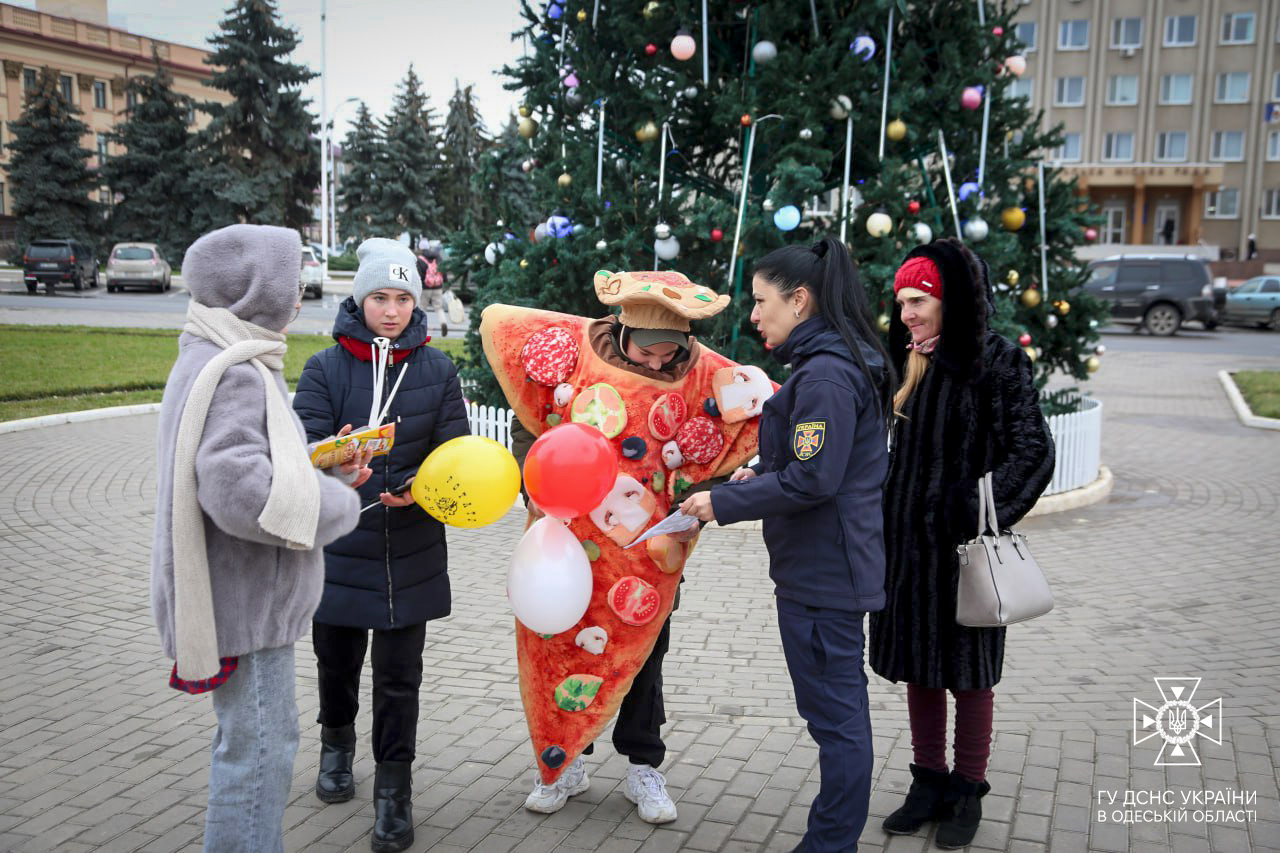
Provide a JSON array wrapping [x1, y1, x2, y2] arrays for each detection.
[[351, 237, 421, 307]]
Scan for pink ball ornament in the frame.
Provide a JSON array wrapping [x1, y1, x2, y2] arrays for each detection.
[[992, 26, 1004, 36], [1018, 333, 1031, 346], [1004, 55, 1027, 77], [1084, 227, 1099, 242], [961, 87, 983, 110], [670, 31, 696, 61]]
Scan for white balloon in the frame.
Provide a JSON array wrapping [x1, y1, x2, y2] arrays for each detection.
[[507, 518, 594, 635]]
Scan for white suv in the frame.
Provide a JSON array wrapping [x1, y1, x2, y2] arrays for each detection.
[[301, 246, 324, 298]]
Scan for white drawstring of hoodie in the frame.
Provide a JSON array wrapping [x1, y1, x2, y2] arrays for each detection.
[[367, 335, 408, 429]]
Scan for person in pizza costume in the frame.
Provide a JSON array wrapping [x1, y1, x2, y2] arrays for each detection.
[[681, 237, 895, 852], [480, 269, 774, 825]]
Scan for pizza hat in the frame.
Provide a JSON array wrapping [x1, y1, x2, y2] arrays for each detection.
[[593, 269, 731, 333]]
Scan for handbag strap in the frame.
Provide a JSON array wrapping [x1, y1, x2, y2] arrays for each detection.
[[977, 471, 999, 536]]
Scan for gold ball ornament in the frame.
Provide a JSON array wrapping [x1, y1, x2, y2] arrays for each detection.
[[1006, 269, 1020, 286], [1085, 355, 1100, 373], [518, 117, 539, 139], [642, 0, 661, 20], [518, 105, 531, 118], [886, 119, 907, 141], [519, 259, 530, 270], [1022, 345, 1038, 363], [877, 313, 892, 333], [1054, 299, 1071, 315], [1001, 207, 1026, 231], [577, 9, 587, 22], [557, 172, 573, 188], [1020, 288, 1042, 308], [635, 121, 659, 143]]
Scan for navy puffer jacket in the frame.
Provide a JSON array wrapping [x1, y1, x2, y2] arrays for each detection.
[[293, 298, 470, 629]]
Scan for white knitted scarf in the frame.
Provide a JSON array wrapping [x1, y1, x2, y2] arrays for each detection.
[[171, 300, 320, 680]]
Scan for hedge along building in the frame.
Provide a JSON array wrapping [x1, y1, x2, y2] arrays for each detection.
[[0, 0, 229, 239]]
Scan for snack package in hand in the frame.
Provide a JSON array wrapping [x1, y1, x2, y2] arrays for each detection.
[[308, 423, 396, 468]]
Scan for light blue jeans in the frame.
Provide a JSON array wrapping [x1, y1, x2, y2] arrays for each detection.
[[204, 645, 299, 853]]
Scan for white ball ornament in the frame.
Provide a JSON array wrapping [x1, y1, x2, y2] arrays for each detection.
[[963, 217, 990, 241], [654, 235, 680, 260], [866, 211, 893, 238], [751, 40, 778, 64], [830, 95, 853, 120], [484, 242, 504, 265], [912, 222, 933, 243]]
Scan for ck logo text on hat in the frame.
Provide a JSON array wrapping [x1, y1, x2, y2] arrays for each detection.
[[388, 264, 411, 283]]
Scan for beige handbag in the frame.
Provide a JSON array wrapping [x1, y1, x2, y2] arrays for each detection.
[[955, 472, 1054, 627]]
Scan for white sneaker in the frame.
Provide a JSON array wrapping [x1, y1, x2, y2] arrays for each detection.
[[623, 764, 678, 824], [523, 757, 590, 814]]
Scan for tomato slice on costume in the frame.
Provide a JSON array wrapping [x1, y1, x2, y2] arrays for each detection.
[[607, 576, 661, 626], [647, 392, 687, 441]]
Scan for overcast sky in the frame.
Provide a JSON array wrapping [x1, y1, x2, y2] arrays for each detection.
[[23, 0, 530, 135]]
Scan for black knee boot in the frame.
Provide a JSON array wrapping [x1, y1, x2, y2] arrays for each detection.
[[882, 764, 951, 835], [371, 760, 414, 853], [935, 770, 991, 849], [315, 724, 356, 804]]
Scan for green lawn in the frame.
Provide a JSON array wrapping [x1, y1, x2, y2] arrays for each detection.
[[1233, 370, 1280, 420], [0, 325, 465, 422]]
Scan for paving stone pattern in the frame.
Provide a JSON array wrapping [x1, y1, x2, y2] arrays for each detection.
[[0, 348, 1276, 852]]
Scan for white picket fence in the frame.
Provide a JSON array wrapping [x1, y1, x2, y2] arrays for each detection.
[[1043, 396, 1103, 496], [467, 401, 515, 450]]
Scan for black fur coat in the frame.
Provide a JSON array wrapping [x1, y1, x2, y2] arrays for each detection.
[[869, 240, 1055, 690]]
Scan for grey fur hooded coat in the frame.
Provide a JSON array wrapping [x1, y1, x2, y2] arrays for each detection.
[[150, 224, 360, 662]]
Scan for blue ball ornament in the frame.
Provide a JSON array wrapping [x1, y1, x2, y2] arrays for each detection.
[[547, 215, 573, 238], [773, 205, 802, 231], [851, 35, 876, 60], [547, 1, 564, 20], [958, 181, 980, 202]]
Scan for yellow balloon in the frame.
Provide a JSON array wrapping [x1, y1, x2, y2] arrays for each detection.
[[411, 436, 521, 528]]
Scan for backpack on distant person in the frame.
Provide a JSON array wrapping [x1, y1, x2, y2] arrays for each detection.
[[419, 255, 444, 289]]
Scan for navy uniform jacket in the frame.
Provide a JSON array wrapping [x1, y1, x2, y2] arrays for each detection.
[[711, 316, 888, 613]]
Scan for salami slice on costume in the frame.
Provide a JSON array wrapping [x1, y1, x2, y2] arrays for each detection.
[[480, 269, 775, 784]]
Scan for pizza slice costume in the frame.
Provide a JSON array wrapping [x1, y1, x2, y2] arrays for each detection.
[[480, 269, 776, 784]]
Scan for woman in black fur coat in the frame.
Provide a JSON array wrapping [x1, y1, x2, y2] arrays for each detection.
[[869, 239, 1054, 849]]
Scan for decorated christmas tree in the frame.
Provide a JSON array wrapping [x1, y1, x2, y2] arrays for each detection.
[[454, 0, 1106, 405]]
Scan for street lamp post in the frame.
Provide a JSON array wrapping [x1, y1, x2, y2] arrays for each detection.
[[322, 97, 360, 259]]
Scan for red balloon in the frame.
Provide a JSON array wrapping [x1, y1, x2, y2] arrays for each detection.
[[524, 422, 619, 519]]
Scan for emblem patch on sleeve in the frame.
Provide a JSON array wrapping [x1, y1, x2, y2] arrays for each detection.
[[793, 421, 826, 460]]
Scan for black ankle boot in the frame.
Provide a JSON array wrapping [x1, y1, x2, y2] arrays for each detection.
[[371, 760, 414, 853], [882, 764, 951, 835], [935, 770, 991, 849], [315, 724, 356, 804]]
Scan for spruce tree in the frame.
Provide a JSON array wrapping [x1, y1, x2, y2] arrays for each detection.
[[439, 82, 489, 229], [379, 66, 442, 249], [5, 66, 97, 253], [196, 0, 319, 233], [337, 101, 389, 245], [454, 0, 1107, 405], [102, 53, 196, 263]]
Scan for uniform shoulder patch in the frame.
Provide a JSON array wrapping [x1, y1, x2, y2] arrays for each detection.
[[793, 421, 826, 460]]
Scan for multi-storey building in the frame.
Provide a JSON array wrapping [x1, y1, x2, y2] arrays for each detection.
[[1013, 0, 1278, 260], [0, 0, 226, 232]]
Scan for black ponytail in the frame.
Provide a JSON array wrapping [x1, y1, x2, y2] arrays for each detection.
[[754, 236, 897, 426]]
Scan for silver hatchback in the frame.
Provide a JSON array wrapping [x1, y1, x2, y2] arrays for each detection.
[[106, 243, 172, 293]]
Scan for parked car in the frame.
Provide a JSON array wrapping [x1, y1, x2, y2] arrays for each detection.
[[301, 246, 324, 298], [1083, 255, 1217, 336], [22, 239, 98, 293], [1220, 276, 1280, 330], [105, 243, 172, 293]]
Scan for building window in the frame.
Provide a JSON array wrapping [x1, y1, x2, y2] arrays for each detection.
[[1055, 132, 1082, 162], [126, 90, 138, 110], [1215, 72, 1251, 103], [1009, 77, 1033, 102], [96, 133, 108, 166], [22, 68, 37, 92], [59, 74, 73, 102], [1160, 74, 1193, 105], [1103, 132, 1134, 162], [1055, 76, 1086, 106], [1273, 71, 1280, 100], [1164, 15, 1197, 46], [1220, 13, 1254, 45], [1101, 206, 1126, 244], [1112, 18, 1142, 49], [1014, 21, 1037, 52], [1211, 131, 1245, 161], [187, 105, 196, 125], [1205, 188, 1239, 218], [93, 81, 107, 109], [1269, 130, 1280, 161], [1059, 20, 1089, 50], [1107, 75, 1139, 105], [1155, 131, 1188, 161], [1263, 189, 1280, 219]]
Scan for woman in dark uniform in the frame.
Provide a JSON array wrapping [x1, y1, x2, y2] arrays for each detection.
[[871, 239, 1053, 849], [681, 236, 894, 852]]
